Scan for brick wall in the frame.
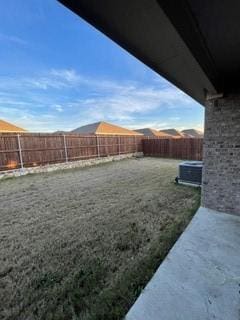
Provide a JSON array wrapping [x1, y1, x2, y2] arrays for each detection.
[[202, 95, 240, 214]]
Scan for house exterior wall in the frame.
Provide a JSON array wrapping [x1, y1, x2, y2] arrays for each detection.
[[202, 95, 240, 214]]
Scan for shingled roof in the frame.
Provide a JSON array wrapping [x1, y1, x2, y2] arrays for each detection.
[[181, 129, 204, 138], [71, 121, 143, 136], [159, 129, 184, 139], [0, 119, 26, 133], [135, 128, 172, 138]]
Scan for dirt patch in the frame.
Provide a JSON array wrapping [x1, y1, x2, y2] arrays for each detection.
[[0, 157, 200, 320]]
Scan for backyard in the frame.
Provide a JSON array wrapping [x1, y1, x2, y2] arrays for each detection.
[[0, 157, 200, 320]]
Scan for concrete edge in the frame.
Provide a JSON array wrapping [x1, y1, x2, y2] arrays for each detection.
[[124, 206, 240, 320]]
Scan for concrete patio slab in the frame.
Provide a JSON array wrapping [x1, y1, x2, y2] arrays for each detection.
[[126, 207, 240, 320]]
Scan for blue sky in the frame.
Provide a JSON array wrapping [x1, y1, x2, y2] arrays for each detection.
[[0, 0, 204, 132]]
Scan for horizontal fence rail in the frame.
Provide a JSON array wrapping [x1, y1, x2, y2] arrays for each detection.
[[142, 138, 203, 160], [0, 133, 143, 171], [0, 133, 203, 172]]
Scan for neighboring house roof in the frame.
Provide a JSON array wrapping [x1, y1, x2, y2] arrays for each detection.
[[159, 129, 184, 138], [71, 121, 143, 136], [0, 119, 26, 133], [53, 130, 68, 134], [135, 128, 172, 138], [181, 129, 204, 138]]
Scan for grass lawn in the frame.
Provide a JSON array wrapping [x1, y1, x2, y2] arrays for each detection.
[[0, 157, 200, 320]]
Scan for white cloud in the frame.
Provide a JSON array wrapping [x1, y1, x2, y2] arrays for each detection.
[[51, 104, 63, 112], [127, 122, 169, 130], [50, 69, 80, 83], [69, 82, 193, 123], [0, 68, 201, 132], [0, 33, 27, 46]]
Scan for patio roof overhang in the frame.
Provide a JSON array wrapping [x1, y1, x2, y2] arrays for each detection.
[[58, 0, 240, 106]]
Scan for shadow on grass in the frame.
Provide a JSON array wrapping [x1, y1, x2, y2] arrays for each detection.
[[84, 189, 201, 320], [33, 188, 200, 320], [14, 183, 200, 320]]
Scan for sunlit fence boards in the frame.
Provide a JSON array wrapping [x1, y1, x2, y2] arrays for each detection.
[[0, 133, 203, 171], [0, 133, 143, 171]]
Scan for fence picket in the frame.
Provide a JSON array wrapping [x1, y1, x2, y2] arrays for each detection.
[[0, 134, 202, 171], [17, 134, 24, 172], [142, 138, 203, 160], [63, 134, 68, 163], [0, 133, 144, 171]]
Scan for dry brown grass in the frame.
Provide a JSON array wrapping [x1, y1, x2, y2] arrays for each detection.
[[0, 158, 200, 320]]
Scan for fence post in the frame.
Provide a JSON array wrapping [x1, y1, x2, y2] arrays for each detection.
[[118, 136, 121, 155], [17, 134, 24, 173], [135, 136, 137, 153], [63, 134, 68, 163], [96, 135, 100, 157]]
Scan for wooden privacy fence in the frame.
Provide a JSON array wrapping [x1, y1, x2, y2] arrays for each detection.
[[0, 134, 203, 172], [142, 138, 203, 160], [0, 133, 143, 171]]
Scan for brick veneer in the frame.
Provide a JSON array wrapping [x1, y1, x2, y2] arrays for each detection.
[[202, 95, 240, 214]]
